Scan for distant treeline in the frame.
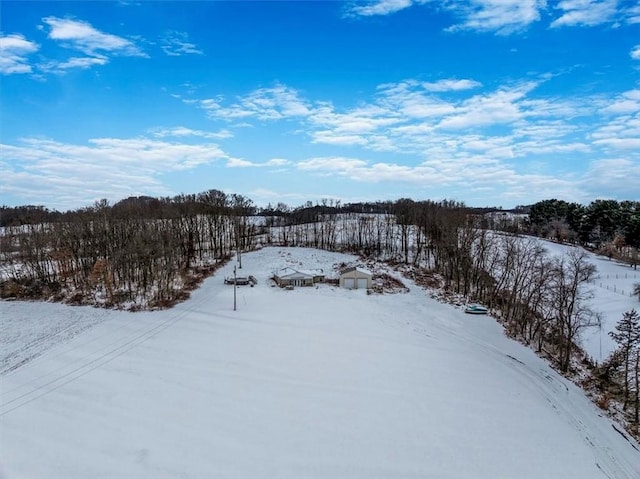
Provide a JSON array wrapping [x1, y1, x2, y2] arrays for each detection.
[[3, 197, 638, 250], [527, 199, 640, 249]]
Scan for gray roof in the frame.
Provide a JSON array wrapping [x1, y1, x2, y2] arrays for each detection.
[[340, 266, 372, 277], [275, 267, 324, 279]]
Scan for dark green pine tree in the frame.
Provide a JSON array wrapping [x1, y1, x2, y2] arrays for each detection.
[[609, 309, 640, 410]]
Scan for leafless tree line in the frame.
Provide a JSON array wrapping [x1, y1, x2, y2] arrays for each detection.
[[0, 190, 256, 308]]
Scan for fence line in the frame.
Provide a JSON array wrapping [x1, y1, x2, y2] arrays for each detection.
[[587, 278, 638, 298], [594, 273, 639, 280]]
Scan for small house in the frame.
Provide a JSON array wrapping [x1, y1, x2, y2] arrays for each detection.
[[273, 267, 325, 288], [339, 267, 372, 290]]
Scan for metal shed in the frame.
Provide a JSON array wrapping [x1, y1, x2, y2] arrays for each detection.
[[339, 267, 372, 290]]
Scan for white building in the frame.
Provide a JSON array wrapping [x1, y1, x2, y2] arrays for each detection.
[[273, 267, 325, 288], [339, 267, 372, 290]]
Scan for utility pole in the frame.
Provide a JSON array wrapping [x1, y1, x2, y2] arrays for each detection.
[[236, 220, 243, 269], [233, 265, 237, 311]]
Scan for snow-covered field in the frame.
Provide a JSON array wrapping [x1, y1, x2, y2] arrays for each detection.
[[1, 247, 639, 478], [535, 239, 640, 362]]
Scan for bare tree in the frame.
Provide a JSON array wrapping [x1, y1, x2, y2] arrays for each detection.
[[551, 250, 598, 372]]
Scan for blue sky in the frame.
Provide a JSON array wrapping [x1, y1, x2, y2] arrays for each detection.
[[1, 0, 639, 211]]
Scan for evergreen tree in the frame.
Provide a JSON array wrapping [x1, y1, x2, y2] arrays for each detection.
[[609, 310, 640, 410]]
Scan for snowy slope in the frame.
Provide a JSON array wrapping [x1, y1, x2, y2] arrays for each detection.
[[534, 239, 640, 362], [1, 247, 639, 479]]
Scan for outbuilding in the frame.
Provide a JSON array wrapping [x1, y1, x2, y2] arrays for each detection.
[[339, 267, 372, 290]]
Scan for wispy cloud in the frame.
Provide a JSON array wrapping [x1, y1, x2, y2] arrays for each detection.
[[298, 157, 368, 172], [346, 0, 419, 17], [550, 0, 618, 28], [150, 126, 233, 139], [582, 159, 640, 199], [599, 89, 640, 115], [625, 3, 640, 24], [161, 31, 203, 56], [348, 0, 545, 34], [38, 55, 108, 73], [304, 154, 601, 204], [194, 84, 312, 121], [226, 157, 290, 168], [437, 82, 539, 129], [0, 136, 227, 210], [184, 76, 599, 159], [226, 157, 258, 168], [0, 33, 39, 74], [445, 0, 545, 35], [421, 79, 483, 92], [587, 89, 640, 154], [42, 17, 146, 57], [180, 75, 637, 205], [347, 0, 634, 34], [631, 45, 640, 60], [266, 158, 290, 167], [292, 154, 586, 204]]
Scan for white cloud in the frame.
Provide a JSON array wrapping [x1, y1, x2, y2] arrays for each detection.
[[311, 132, 369, 146], [600, 93, 640, 115], [592, 137, 640, 149], [631, 45, 640, 60], [0, 33, 39, 74], [348, 0, 544, 34], [598, 89, 640, 118], [161, 31, 203, 56], [266, 158, 290, 166], [42, 16, 146, 57], [226, 157, 257, 168], [550, 0, 618, 27], [196, 84, 311, 121], [626, 4, 640, 24], [346, 0, 416, 17], [377, 81, 458, 118], [150, 126, 233, 139], [226, 157, 292, 168], [0, 136, 228, 210], [421, 79, 483, 92], [292, 153, 585, 205], [581, 159, 640, 199], [347, 0, 633, 33], [591, 117, 639, 148], [38, 55, 108, 73], [437, 82, 538, 129], [445, 0, 545, 35], [186, 78, 637, 196], [308, 103, 401, 145], [297, 157, 368, 172]]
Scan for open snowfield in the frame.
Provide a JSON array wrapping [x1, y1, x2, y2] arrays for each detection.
[[535, 239, 640, 362], [1, 247, 639, 478]]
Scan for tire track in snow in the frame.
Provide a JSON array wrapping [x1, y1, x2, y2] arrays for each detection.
[[0, 306, 111, 375], [399, 288, 640, 479], [0, 292, 210, 417], [500, 354, 636, 479], [1, 311, 166, 395]]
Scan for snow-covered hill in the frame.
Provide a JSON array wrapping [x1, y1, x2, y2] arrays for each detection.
[[1, 247, 639, 478], [534, 239, 640, 362]]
